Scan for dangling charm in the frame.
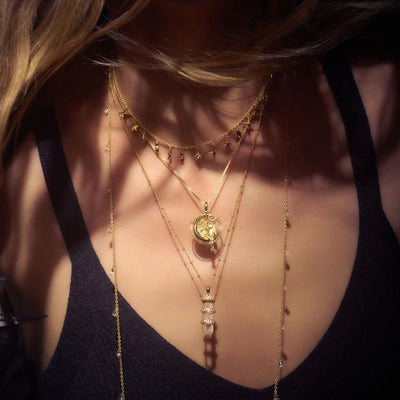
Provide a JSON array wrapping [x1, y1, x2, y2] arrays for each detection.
[[194, 151, 203, 160], [191, 202, 222, 254], [223, 138, 231, 149], [234, 129, 242, 140], [119, 108, 129, 120], [201, 286, 216, 336], [167, 146, 172, 161]]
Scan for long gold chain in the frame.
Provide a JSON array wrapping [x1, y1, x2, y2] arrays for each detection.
[[106, 73, 288, 400], [273, 75, 290, 400], [106, 82, 125, 400]]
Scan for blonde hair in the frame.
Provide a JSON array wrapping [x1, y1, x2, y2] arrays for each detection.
[[0, 0, 397, 168]]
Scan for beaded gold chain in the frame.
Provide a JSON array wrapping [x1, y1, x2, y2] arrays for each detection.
[[105, 73, 289, 400], [118, 88, 267, 337], [273, 88, 290, 400], [105, 82, 125, 400]]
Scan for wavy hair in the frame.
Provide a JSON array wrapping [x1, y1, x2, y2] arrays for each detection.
[[0, 0, 398, 168]]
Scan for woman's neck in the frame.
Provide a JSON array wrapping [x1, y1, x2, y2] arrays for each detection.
[[110, 66, 264, 147], [112, 0, 230, 53], [99, 1, 265, 147]]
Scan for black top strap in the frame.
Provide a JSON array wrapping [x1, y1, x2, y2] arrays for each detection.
[[321, 47, 383, 221], [34, 109, 93, 265]]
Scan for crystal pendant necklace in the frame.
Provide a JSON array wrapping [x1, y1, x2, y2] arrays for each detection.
[[115, 89, 268, 337], [105, 71, 289, 400]]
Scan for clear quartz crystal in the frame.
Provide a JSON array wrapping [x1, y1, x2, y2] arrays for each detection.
[[201, 287, 216, 336], [203, 321, 214, 335], [201, 307, 214, 335]]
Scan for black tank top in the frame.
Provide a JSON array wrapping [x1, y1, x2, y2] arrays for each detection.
[[34, 48, 400, 399]]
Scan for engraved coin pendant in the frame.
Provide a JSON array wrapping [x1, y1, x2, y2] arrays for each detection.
[[191, 213, 222, 253]]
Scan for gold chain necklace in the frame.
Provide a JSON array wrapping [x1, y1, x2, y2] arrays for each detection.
[[136, 116, 252, 254], [109, 68, 269, 254], [273, 96, 289, 400], [125, 108, 252, 255], [117, 89, 266, 335], [110, 67, 266, 162], [106, 74, 289, 400], [105, 83, 125, 400]]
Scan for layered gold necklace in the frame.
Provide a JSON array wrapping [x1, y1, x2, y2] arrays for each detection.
[[110, 67, 265, 162], [105, 70, 289, 400], [110, 67, 269, 255]]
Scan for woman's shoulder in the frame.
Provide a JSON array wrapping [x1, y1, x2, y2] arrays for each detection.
[[351, 57, 400, 238], [1, 132, 40, 270], [0, 129, 67, 287]]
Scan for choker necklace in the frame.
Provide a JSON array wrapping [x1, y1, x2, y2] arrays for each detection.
[[105, 73, 289, 400], [109, 66, 267, 162], [109, 68, 269, 254]]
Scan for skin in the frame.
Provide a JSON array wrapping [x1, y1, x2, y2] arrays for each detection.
[[1, 1, 399, 390]]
